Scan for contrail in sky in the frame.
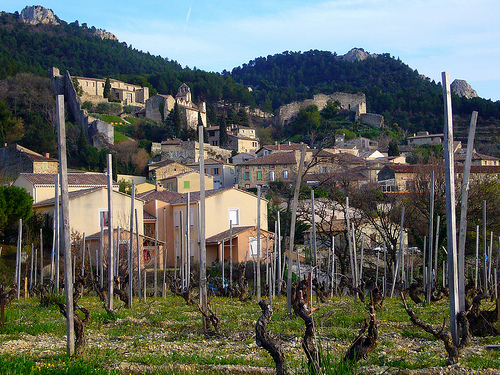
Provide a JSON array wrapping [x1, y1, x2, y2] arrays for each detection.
[[183, 0, 194, 35]]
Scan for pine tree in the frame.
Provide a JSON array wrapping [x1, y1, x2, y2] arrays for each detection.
[[103, 77, 111, 100], [219, 113, 228, 147]]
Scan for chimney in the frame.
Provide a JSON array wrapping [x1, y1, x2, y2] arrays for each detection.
[[156, 181, 165, 192], [45, 152, 50, 158], [277, 143, 280, 150]]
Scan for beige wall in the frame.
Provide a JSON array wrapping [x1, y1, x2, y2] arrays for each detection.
[[169, 189, 268, 265], [33, 188, 144, 237], [162, 173, 213, 193], [14, 175, 119, 203]]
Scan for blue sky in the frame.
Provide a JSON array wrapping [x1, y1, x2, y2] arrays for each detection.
[[3, 1, 500, 101]]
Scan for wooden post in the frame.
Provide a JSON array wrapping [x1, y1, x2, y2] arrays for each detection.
[[442, 71, 460, 345], [475, 225, 480, 289], [383, 244, 387, 296], [154, 221, 158, 297], [331, 236, 335, 297], [107, 153, 114, 312], [143, 270, 147, 301], [99, 216, 104, 289], [311, 189, 318, 300], [186, 192, 190, 290], [15, 219, 22, 300], [422, 236, 427, 288], [162, 206, 167, 298], [81, 233, 85, 294], [39, 228, 43, 285], [50, 215, 55, 283], [55, 174, 60, 291], [257, 186, 261, 301], [277, 211, 282, 298], [434, 215, 440, 287], [229, 221, 233, 291], [286, 144, 306, 315], [135, 208, 141, 300], [24, 277, 28, 300], [198, 124, 208, 329], [128, 185, 135, 307], [56, 94, 74, 356], [488, 231, 493, 286], [483, 200, 487, 290], [457, 111, 477, 310], [427, 170, 435, 304], [390, 207, 405, 297], [30, 244, 34, 291], [34, 248, 37, 287], [346, 197, 356, 288], [116, 226, 120, 277]]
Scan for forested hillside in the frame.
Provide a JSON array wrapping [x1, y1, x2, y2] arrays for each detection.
[[230, 50, 500, 135], [0, 11, 254, 106], [2, 8, 500, 158]]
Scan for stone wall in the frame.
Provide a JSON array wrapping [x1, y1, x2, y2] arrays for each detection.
[[359, 113, 384, 128], [277, 92, 367, 126], [49, 68, 114, 146]]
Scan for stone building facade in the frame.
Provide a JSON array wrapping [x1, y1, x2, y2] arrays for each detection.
[[0, 144, 59, 181], [236, 151, 298, 189], [75, 76, 149, 106], [144, 83, 207, 129]]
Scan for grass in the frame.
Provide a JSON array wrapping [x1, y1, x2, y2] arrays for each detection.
[[0, 292, 499, 374]]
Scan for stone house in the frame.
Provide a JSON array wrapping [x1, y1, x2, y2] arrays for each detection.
[[144, 83, 207, 129], [14, 173, 119, 203], [454, 150, 500, 167], [187, 158, 235, 189], [228, 134, 259, 154], [160, 139, 232, 164], [148, 159, 194, 180], [74, 76, 149, 106], [408, 131, 444, 147], [0, 144, 58, 181], [255, 143, 307, 158], [232, 153, 255, 165], [236, 151, 298, 189], [377, 164, 417, 192]]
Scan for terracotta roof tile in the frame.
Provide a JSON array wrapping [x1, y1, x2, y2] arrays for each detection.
[[136, 189, 184, 203], [238, 151, 296, 166], [19, 173, 117, 186]]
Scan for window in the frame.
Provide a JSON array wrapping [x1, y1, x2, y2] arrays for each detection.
[[270, 165, 275, 169], [98, 210, 109, 229], [258, 165, 261, 169], [166, 182, 174, 190], [184, 150, 187, 158], [229, 208, 239, 225], [127, 93, 132, 102], [257, 171, 262, 180], [244, 172, 251, 180], [177, 151, 180, 158], [213, 168, 220, 175], [245, 165, 249, 169], [249, 237, 262, 257], [170, 151, 174, 158], [245, 184, 250, 188], [42, 162, 48, 170], [184, 181, 190, 189], [269, 171, 275, 182], [283, 170, 288, 179]]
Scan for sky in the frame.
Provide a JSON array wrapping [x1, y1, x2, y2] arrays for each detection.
[[3, 0, 500, 101]]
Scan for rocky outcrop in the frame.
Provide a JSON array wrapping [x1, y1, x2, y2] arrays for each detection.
[[20, 6, 59, 25], [341, 48, 378, 62], [93, 29, 118, 41], [451, 79, 478, 99]]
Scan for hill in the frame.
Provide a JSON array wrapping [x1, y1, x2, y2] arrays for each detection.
[[230, 50, 500, 142], [2, 7, 500, 156]]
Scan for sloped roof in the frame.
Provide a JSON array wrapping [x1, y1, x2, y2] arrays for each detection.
[[206, 226, 274, 245], [455, 151, 499, 162], [33, 187, 102, 207], [257, 143, 307, 153], [136, 189, 184, 203], [143, 211, 156, 221], [19, 173, 117, 186], [238, 151, 296, 166]]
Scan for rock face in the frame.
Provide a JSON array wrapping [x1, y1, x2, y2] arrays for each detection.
[[20, 6, 59, 25], [93, 29, 118, 41], [451, 79, 478, 99], [341, 48, 378, 62]]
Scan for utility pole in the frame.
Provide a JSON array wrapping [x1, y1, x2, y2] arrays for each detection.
[[198, 124, 208, 329], [257, 186, 261, 301]]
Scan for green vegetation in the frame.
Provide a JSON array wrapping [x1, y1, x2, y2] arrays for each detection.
[[0, 294, 498, 374]]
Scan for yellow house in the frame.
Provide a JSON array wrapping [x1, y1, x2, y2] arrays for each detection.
[[32, 187, 144, 238], [159, 170, 213, 193], [14, 173, 119, 203]]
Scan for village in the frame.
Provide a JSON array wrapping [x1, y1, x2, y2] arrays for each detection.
[[1, 70, 500, 375]]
